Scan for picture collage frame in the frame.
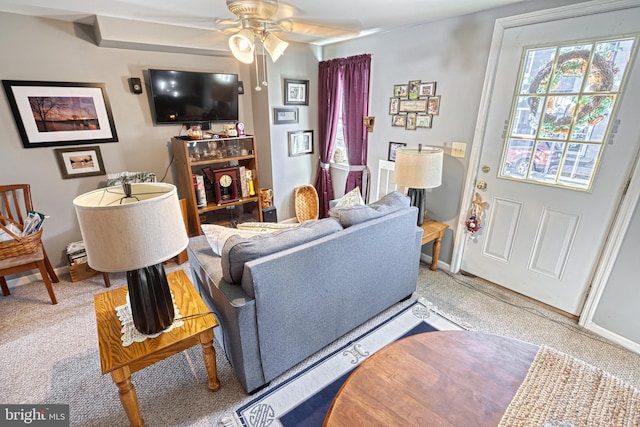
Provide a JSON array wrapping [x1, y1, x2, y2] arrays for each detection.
[[389, 80, 440, 130]]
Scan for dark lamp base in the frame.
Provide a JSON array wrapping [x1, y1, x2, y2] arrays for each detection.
[[126, 263, 175, 335], [407, 188, 427, 226]]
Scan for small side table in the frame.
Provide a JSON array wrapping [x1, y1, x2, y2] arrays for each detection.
[[419, 219, 449, 271], [94, 269, 219, 427]]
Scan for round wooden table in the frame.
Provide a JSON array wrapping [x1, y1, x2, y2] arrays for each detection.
[[324, 330, 538, 427]]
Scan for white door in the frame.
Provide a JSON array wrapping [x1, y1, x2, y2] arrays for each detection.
[[460, 3, 640, 316]]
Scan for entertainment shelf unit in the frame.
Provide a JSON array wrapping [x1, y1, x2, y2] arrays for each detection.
[[171, 135, 262, 236]]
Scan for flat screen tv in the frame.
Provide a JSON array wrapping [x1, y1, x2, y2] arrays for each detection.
[[148, 69, 239, 125]]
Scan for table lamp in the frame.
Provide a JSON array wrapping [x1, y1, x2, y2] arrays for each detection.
[[393, 145, 443, 225], [73, 182, 188, 335]]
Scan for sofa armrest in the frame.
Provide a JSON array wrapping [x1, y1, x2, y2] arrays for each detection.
[[187, 236, 265, 392]]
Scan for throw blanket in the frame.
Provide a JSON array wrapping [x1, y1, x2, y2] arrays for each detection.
[[499, 345, 640, 426]]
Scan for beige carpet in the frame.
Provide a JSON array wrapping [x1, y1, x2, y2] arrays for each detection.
[[1, 261, 639, 426], [499, 345, 640, 426]]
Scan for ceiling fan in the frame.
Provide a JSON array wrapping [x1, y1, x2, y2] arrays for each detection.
[[220, 0, 290, 64], [218, 0, 359, 64]]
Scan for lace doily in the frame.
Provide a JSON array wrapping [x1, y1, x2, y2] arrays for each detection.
[[115, 294, 184, 347]]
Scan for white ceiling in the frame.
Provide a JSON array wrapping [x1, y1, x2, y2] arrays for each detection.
[[0, 0, 527, 45]]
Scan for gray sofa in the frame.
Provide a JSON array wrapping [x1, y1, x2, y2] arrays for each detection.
[[187, 192, 423, 393]]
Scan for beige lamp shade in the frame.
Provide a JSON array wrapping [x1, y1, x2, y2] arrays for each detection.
[[73, 183, 188, 273], [394, 146, 443, 189], [263, 31, 289, 62], [229, 29, 255, 64]]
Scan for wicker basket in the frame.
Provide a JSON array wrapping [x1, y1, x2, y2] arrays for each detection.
[[0, 228, 42, 261], [294, 185, 319, 223]]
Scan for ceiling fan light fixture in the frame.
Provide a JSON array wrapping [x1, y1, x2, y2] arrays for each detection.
[[229, 29, 255, 64], [263, 32, 289, 62]]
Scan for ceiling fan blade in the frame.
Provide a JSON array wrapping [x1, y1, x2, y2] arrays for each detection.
[[282, 19, 360, 39]]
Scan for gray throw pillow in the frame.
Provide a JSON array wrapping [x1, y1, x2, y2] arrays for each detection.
[[221, 218, 343, 283], [329, 191, 410, 227]]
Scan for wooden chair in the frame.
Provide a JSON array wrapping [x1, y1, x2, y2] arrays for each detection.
[[0, 184, 59, 304]]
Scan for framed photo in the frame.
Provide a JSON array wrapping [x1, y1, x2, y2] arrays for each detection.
[[393, 84, 408, 98], [54, 146, 105, 179], [388, 142, 407, 162], [399, 99, 428, 113], [408, 80, 421, 100], [428, 95, 441, 115], [284, 79, 309, 105], [406, 113, 417, 130], [2, 80, 118, 148], [273, 107, 299, 124], [419, 82, 437, 97], [416, 114, 433, 128], [288, 130, 314, 156], [391, 114, 407, 127], [389, 97, 400, 114]]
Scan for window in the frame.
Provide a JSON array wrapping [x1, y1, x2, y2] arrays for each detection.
[[331, 97, 348, 165], [499, 37, 636, 190]]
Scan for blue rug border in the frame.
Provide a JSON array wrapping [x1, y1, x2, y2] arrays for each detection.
[[235, 300, 460, 425]]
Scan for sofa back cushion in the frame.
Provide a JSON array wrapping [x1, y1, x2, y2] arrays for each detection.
[[329, 191, 410, 227], [221, 218, 343, 284]]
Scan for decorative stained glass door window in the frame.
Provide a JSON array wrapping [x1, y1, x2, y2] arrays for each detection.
[[499, 37, 636, 190]]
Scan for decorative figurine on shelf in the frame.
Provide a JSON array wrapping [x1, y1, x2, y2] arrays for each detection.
[[246, 170, 256, 196], [465, 192, 489, 240]]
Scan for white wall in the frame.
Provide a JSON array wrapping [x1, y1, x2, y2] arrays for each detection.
[[0, 13, 253, 271], [321, 0, 590, 263], [0, 0, 591, 274]]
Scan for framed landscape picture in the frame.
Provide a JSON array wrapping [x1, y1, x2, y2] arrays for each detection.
[[54, 145, 106, 179], [2, 80, 118, 148]]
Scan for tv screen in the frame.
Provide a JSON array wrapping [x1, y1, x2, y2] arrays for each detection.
[[148, 69, 239, 124]]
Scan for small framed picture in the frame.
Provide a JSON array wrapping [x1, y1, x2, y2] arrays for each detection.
[[406, 112, 417, 130], [54, 145, 105, 179], [284, 79, 309, 105], [273, 107, 299, 124], [391, 114, 406, 127], [388, 142, 407, 162], [416, 114, 433, 128], [408, 80, 421, 100], [419, 82, 437, 97], [428, 95, 441, 115], [389, 97, 400, 114], [288, 130, 314, 156], [393, 84, 408, 98]]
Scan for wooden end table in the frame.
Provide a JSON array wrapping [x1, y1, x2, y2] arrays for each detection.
[[324, 330, 538, 427], [94, 269, 219, 427], [420, 219, 449, 271]]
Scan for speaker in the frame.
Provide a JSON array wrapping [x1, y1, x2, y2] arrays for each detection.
[[238, 81, 244, 95], [262, 206, 277, 223], [129, 77, 143, 94]]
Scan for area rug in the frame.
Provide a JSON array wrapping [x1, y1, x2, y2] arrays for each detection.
[[499, 345, 640, 427], [234, 301, 464, 427]]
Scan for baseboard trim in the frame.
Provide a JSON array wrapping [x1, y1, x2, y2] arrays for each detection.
[[420, 253, 451, 272], [4, 266, 67, 289]]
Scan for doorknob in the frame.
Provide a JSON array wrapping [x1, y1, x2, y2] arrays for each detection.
[[476, 180, 488, 190]]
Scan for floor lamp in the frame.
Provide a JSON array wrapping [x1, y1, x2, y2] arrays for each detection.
[[394, 145, 443, 225], [73, 183, 188, 335]]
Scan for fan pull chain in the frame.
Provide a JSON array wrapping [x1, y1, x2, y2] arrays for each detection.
[[254, 47, 261, 91], [261, 42, 268, 87]]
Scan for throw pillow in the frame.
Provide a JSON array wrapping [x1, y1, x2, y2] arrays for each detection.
[[329, 191, 410, 227], [334, 187, 365, 208], [201, 224, 272, 256], [236, 222, 300, 232], [221, 218, 343, 284]]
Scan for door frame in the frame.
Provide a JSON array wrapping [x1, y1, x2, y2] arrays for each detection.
[[451, 0, 640, 328]]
